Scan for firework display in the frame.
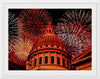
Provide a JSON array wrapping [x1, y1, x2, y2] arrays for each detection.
[[55, 23, 91, 57], [18, 9, 52, 38], [55, 9, 91, 57], [9, 9, 53, 67], [9, 12, 19, 42], [59, 9, 91, 32], [9, 35, 34, 61], [8, 9, 92, 69]]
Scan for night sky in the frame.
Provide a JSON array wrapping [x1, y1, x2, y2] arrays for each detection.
[[9, 9, 67, 25], [8, 9, 92, 70], [9, 9, 91, 25]]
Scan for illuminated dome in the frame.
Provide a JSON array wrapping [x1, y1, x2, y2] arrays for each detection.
[[26, 22, 71, 70], [33, 22, 67, 49]]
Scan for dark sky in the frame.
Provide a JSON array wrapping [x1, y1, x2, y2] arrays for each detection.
[[9, 9, 91, 25], [8, 9, 91, 41], [9, 9, 66, 25]]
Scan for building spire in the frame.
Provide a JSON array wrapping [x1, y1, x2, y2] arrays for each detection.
[[45, 22, 54, 34]]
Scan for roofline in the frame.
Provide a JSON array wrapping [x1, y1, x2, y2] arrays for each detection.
[[72, 46, 91, 61], [71, 55, 91, 65]]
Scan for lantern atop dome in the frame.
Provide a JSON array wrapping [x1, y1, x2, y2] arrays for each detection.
[[45, 22, 55, 36]]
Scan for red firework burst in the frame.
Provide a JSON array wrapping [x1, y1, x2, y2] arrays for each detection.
[[17, 9, 52, 38]]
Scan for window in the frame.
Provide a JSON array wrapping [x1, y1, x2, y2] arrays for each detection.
[[57, 45, 59, 48], [40, 46, 42, 48], [51, 56, 54, 64], [39, 57, 42, 65], [45, 56, 48, 64], [34, 59, 37, 66], [51, 45, 53, 47], [49, 30, 51, 32], [63, 59, 65, 66], [57, 57, 60, 65], [46, 45, 48, 47], [47, 29, 51, 33]]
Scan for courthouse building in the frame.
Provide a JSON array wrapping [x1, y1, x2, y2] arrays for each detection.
[[9, 22, 92, 70]]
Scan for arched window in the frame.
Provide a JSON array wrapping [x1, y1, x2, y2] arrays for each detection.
[[45, 56, 48, 64], [47, 29, 51, 33], [63, 58, 65, 66], [51, 56, 54, 64], [57, 57, 60, 65], [51, 45, 53, 47], [34, 59, 37, 66], [40, 46, 42, 48], [39, 57, 42, 65], [46, 45, 48, 47]]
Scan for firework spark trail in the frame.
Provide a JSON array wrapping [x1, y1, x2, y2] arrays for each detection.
[[9, 9, 52, 66], [17, 9, 52, 38], [55, 23, 91, 57], [9, 12, 19, 42], [59, 9, 91, 32], [56, 9, 91, 57], [9, 35, 34, 61]]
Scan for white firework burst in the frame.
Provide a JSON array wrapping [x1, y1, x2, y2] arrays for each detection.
[[59, 9, 91, 32], [9, 35, 34, 61], [9, 12, 19, 42], [55, 23, 91, 57]]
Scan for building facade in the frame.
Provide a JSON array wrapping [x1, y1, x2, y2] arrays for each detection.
[[9, 22, 92, 70], [71, 48, 91, 70], [26, 22, 71, 70]]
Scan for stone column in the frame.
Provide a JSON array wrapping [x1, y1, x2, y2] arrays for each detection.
[[54, 52, 57, 64], [65, 58, 67, 67], [42, 52, 45, 65], [48, 51, 51, 64]]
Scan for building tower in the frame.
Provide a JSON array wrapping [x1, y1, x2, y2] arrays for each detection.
[[26, 22, 71, 70]]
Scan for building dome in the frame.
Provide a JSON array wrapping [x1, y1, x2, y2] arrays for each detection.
[[32, 22, 68, 50], [33, 32, 67, 49], [26, 22, 71, 70]]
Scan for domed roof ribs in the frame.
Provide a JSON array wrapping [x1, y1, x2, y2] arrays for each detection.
[[30, 22, 70, 54], [44, 22, 55, 36]]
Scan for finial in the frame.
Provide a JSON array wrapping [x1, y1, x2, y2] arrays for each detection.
[[48, 22, 52, 25]]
